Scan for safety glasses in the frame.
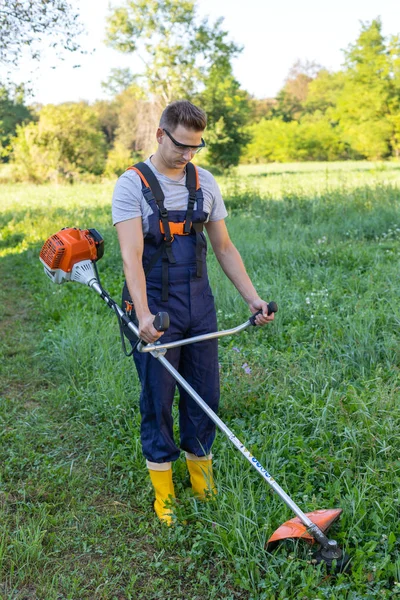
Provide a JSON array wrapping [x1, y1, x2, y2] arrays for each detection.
[[163, 128, 206, 154]]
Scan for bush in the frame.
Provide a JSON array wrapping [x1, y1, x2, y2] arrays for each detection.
[[242, 118, 298, 163], [12, 122, 62, 183], [242, 116, 346, 163], [11, 102, 107, 182], [103, 142, 139, 178], [294, 116, 346, 161]]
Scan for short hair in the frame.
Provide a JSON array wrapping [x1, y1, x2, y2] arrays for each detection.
[[159, 100, 207, 132]]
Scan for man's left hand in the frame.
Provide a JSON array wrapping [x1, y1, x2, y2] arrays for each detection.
[[248, 298, 275, 326]]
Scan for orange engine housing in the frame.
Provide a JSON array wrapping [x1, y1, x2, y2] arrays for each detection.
[[39, 228, 103, 273]]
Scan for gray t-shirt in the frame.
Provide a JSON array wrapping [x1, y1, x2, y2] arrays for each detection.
[[112, 158, 228, 235]]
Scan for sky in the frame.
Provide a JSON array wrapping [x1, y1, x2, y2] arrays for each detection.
[[3, 0, 400, 105]]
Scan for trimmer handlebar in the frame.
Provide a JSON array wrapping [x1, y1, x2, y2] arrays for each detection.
[[138, 301, 278, 353], [153, 312, 170, 332], [151, 303, 277, 336]]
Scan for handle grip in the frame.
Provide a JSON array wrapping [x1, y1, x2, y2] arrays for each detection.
[[249, 302, 278, 326], [153, 311, 170, 332]]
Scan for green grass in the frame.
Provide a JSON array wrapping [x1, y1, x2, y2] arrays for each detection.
[[223, 160, 400, 200], [0, 162, 399, 599]]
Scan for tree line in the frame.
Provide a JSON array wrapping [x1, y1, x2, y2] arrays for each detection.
[[244, 19, 400, 163], [0, 1, 399, 182]]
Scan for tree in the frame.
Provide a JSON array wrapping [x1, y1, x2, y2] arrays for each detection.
[[256, 20, 400, 162], [94, 84, 161, 171], [101, 68, 138, 96], [273, 60, 322, 121], [286, 60, 321, 102], [105, 0, 241, 104], [105, 0, 250, 169], [387, 34, 400, 156], [112, 85, 156, 155], [93, 100, 121, 147], [243, 118, 298, 163], [0, 0, 83, 66], [242, 115, 344, 163], [293, 116, 345, 161], [333, 19, 395, 159], [11, 102, 107, 182], [0, 83, 33, 160], [249, 97, 277, 122], [198, 65, 251, 170], [304, 69, 346, 115]]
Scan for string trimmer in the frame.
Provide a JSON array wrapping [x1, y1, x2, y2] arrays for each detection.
[[39, 227, 350, 571]]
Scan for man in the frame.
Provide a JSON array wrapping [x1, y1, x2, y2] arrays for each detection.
[[112, 100, 274, 524]]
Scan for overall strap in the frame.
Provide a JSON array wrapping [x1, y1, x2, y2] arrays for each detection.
[[184, 162, 199, 234], [193, 223, 205, 278], [130, 162, 176, 301], [132, 163, 173, 245], [185, 164, 204, 277]]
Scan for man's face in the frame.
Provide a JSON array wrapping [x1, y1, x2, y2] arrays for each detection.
[[156, 124, 205, 170]]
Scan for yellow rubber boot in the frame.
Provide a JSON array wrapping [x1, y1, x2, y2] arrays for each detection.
[[186, 455, 217, 500], [148, 468, 175, 525]]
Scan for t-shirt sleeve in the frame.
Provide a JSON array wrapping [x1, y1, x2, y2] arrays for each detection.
[[205, 172, 228, 222], [209, 177, 228, 221], [112, 171, 144, 225]]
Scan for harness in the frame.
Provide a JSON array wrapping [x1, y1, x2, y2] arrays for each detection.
[[126, 161, 206, 301]]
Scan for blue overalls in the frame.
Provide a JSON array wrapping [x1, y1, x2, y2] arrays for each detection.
[[122, 162, 219, 464]]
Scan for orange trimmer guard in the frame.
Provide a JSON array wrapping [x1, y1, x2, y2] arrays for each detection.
[[267, 509, 343, 549]]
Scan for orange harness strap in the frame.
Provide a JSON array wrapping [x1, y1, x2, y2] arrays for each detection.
[[160, 221, 189, 239], [126, 166, 151, 188], [194, 164, 200, 191]]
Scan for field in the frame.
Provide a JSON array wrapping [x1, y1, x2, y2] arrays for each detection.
[[0, 161, 399, 599]]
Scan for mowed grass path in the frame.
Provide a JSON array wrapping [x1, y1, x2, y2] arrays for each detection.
[[0, 162, 399, 599]]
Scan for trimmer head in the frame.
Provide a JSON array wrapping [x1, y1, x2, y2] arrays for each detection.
[[267, 508, 350, 572], [267, 508, 343, 549]]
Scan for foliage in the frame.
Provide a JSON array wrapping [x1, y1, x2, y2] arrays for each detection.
[[244, 19, 400, 163], [4, 14, 400, 176], [11, 121, 62, 183], [243, 118, 297, 163], [199, 65, 251, 170], [294, 115, 345, 160], [11, 102, 107, 182], [249, 97, 276, 122], [0, 0, 83, 66], [94, 85, 158, 160], [105, 0, 241, 105], [332, 18, 398, 160], [93, 100, 120, 147], [105, 0, 251, 169], [103, 141, 137, 178], [1, 162, 399, 597], [272, 60, 322, 122], [101, 67, 138, 96], [304, 69, 346, 115], [0, 83, 33, 160], [243, 115, 345, 163], [113, 85, 157, 156]]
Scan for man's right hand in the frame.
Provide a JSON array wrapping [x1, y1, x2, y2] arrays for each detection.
[[138, 313, 164, 344]]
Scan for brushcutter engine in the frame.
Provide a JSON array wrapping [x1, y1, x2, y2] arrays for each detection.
[[39, 227, 104, 285], [39, 227, 170, 355]]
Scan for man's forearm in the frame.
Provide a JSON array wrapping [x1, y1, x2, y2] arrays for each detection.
[[123, 258, 151, 320]]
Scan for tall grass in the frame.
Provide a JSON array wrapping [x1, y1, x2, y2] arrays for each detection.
[[0, 163, 399, 598]]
